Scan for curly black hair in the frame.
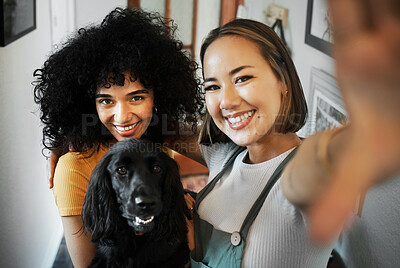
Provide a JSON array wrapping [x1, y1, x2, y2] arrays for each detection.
[[33, 8, 204, 154]]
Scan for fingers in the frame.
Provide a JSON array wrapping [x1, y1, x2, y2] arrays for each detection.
[[47, 145, 73, 189], [69, 143, 76, 152], [48, 152, 60, 189], [327, 0, 370, 43], [327, 0, 400, 113], [327, 0, 400, 40], [374, 0, 400, 25]]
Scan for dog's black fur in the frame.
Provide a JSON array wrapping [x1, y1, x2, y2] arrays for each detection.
[[82, 139, 190, 268]]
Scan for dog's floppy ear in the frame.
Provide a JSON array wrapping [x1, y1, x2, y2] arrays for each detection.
[[82, 152, 122, 244], [157, 155, 189, 238]]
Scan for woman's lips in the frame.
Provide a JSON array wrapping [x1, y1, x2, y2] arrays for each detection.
[[114, 121, 140, 137], [225, 110, 255, 130]]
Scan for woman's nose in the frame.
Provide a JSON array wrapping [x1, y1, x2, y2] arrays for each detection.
[[219, 85, 241, 110], [114, 103, 131, 123]]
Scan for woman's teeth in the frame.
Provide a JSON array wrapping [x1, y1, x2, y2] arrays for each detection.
[[115, 122, 138, 131], [227, 111, 254, 124]]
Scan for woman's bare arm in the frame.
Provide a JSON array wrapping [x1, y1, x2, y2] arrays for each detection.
[[281, 127, 351, 209], [62, 216, 96, 268]]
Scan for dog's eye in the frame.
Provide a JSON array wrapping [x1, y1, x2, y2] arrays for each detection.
[[117, 167, 127, 175], [152, 165, 161, 174]]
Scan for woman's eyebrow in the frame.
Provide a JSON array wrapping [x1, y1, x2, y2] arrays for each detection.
[[204, 65, 254, 83], [203, 77, 216, 83], [229, 65, 253, 76], [95, 93, 111, 98], [126, 89, 150, 96], [95, 89, 150, 98]]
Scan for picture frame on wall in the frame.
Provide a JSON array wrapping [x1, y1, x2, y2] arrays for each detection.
[[304, 0, 332, 56], [306, 67, 347, 136], [0, 0, 36, 47]]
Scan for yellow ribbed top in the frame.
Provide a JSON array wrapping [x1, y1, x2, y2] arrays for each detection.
[[53, 145, 110, 216]]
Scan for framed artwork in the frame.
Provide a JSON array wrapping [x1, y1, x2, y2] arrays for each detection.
[[306, 67, 347, 136], [0, 0, 36, 47], [304, 0, 332, 56]]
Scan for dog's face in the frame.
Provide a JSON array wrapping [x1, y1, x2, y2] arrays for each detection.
[[83, 139, 190, 267], [84, 138, 187, 243], [106, 141, 170, 233]]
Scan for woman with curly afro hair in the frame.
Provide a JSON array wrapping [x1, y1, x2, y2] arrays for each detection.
[[33, 8, 204, 267]]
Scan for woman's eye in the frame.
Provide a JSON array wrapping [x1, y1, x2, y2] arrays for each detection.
[[117, 167, 127, 175], [152, 165, 161, 174], [131, 96, 144, 102], [99, 99, 113, 105], [235, 76, 253, 84], [204, 85, 220, 91]]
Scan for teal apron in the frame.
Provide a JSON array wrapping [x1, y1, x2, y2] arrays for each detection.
[[190, 147, 297, 268]]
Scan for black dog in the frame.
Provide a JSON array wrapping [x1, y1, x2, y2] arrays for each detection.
[[82, 139, 191, 268]]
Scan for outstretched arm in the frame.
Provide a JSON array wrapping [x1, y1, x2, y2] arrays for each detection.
[[283, 0, 400, 244]]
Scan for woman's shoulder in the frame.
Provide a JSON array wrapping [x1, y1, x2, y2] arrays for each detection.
[[200, 141, 238, 155], [53, 144, 110, 216], [200, 142, 241, 171], [57, 145, 109, 172]]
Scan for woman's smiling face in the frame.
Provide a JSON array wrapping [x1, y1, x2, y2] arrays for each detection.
[[95, 75, 154, 141], [203, 35, 285, 147]]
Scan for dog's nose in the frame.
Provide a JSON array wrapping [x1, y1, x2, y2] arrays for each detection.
[[135, 196, 156, 211]]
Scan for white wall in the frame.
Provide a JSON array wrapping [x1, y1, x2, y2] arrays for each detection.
[[0, 1, 62, 267], [141, 0, 166, 16], [50, 0, 76, 47], [267, 0, 335, 96], [195, 0, 221, 62], [75, 0, 127, 29]]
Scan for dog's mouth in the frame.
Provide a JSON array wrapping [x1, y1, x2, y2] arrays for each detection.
[[125, 215, 156, 234], [134, 216, 154, 225]]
